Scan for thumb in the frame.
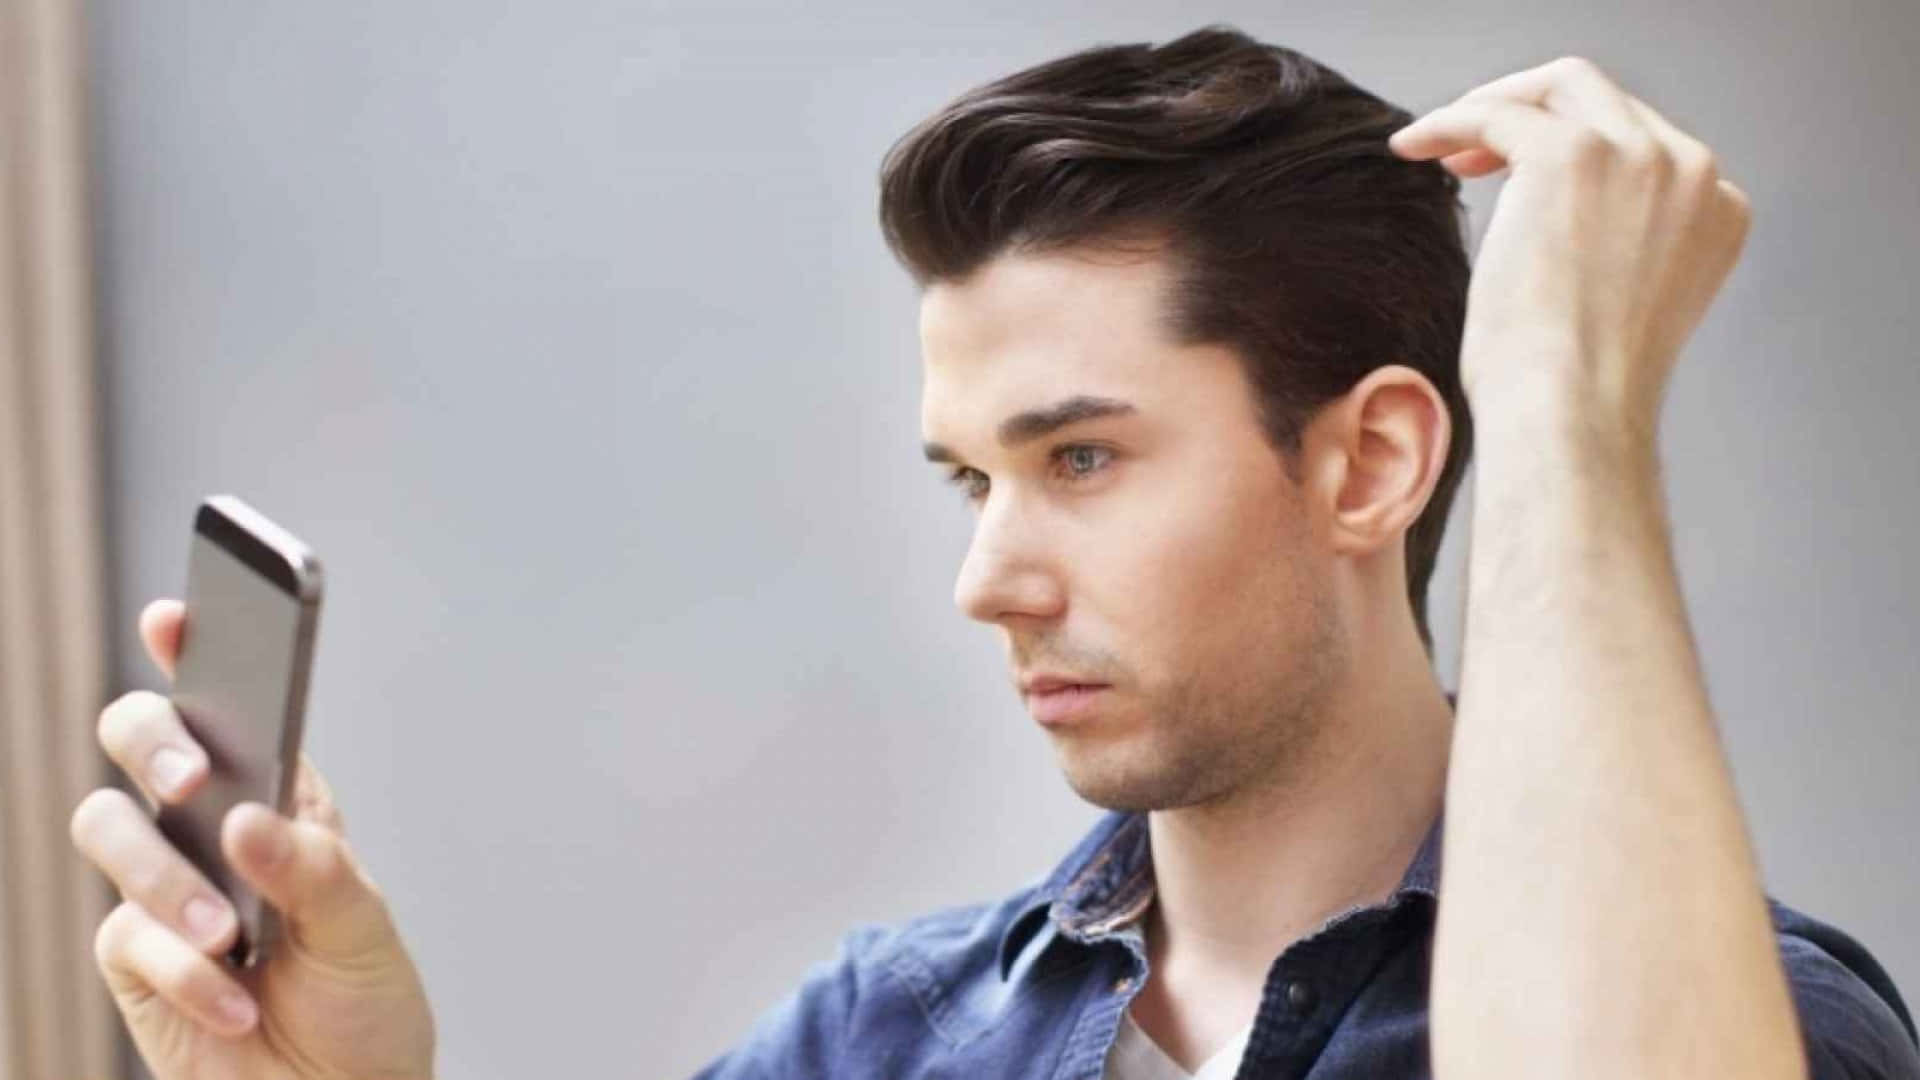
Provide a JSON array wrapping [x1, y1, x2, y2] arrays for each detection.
[[222, 802, 399, 961]]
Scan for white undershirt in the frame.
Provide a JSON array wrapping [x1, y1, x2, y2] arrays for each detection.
[[1102, 1005, 1253, 1080]]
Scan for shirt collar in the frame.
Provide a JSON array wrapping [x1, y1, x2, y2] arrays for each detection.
[[996, 692, 1453, 981]]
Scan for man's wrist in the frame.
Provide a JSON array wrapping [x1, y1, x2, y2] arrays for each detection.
[[1466, 359, 1662, 484]]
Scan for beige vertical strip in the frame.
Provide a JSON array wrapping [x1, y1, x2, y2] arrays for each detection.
[[30, 0, 117, 1072], [0, 3, 46, 1070], [0, 0, 118, 1074]]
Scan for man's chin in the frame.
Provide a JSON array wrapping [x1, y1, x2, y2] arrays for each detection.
[[1050, 729, 1251, 812], [1056, 758, 1205, 814]]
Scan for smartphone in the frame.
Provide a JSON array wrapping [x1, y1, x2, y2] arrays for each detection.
[[155, 494, 323, 969]]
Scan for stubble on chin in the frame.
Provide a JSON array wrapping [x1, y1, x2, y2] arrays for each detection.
[[1058, 599, 1346, 815], [1054, 673, 1333, 814]]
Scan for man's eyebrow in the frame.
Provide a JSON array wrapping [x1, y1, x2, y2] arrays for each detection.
[[923, 395, 1137, 464]]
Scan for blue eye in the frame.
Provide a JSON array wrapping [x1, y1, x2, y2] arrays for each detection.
[[942, 445, 1113, 507], [1053, 444, 1113, 480]]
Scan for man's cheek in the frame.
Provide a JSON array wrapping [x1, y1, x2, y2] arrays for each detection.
[[1116, 475, 1232, 564], [1156, 512, 1256, 601]]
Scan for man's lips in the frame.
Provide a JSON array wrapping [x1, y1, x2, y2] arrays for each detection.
[[1020, 676, 1111, 725], [1020, 674, 1107, 695]]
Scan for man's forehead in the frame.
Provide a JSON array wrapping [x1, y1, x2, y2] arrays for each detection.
[[919, 332, 1151, 445], [917, 244, 1177, 364], [917, 247, 1184, 429]]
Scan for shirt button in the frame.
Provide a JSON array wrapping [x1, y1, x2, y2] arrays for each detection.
[[1112, 976, 1134, 994], [1284, 979, 1317, 1013]]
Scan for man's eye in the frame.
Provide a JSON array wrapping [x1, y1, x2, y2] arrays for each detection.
[[1053, 444, 1114, 480], [946, 466, 989, 502], [943, 447, 1110, 504]]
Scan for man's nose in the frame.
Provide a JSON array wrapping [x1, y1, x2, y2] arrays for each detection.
[[952, 498, 1064, 625]]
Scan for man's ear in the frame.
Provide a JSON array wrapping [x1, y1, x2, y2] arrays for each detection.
[[1306, 365, 1452, 557]]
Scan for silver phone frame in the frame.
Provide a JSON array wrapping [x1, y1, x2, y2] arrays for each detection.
[[175, 493, 323, 969]]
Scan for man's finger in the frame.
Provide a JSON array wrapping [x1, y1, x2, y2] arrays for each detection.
[[138, 597, 186, 681], [97, 690, 209, 807], [291, 755, 347, 836], [1440, 147, 1507, 178], [1452, 55, 1648, 148], [94, 901, 259, 1038], [71, 788, 239, 956], [222, 803, 395, 960], [1622, 95, 1717, 174], [1388, 98, 1568, 167], [1616, 95, 1746, 239]]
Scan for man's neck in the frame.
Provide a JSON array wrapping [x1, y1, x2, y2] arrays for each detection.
[[1141, 651, 1455, 984]]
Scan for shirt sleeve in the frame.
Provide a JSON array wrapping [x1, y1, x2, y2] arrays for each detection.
[[1782, 932, 1920, 1080], [684, 924, 890, 1080]]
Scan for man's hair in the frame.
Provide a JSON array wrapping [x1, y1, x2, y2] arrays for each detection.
[[877, 24, 1472, 655]]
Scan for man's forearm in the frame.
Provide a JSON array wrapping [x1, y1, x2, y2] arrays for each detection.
[[1429, 374, 1806, 1079]]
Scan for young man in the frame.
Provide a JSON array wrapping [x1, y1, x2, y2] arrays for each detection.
[[71, 26, 1918, 1080]]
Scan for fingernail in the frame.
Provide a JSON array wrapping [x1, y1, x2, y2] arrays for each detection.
[[183, 896, 232, 948], [217, 991, 257, 1030], [149, 747, 197, 798]]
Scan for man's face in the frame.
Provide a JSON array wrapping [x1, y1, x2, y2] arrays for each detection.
[[919, 243, 1349, 812]]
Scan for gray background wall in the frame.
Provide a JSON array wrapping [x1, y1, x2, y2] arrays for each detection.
[[86, 1, 1916, 1076]]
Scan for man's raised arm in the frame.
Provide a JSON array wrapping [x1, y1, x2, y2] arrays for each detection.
[[1390, 56, 1805, 1079]]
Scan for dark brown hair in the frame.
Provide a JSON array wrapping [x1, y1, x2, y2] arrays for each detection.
[[877, 24, 1472, 655]]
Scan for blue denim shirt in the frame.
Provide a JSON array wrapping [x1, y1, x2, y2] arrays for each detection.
[[692, 806, 1920, 1079]]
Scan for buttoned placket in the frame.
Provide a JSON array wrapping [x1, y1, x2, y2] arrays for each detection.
[[1237, 901, 1422, 1079], [1024, 807, 1443, 1080]]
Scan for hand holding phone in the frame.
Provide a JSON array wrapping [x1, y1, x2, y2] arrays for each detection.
[[69, 495, 435, 1079]]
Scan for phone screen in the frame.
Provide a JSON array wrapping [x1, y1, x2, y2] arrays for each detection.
[[157, 496, 321, 968]]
